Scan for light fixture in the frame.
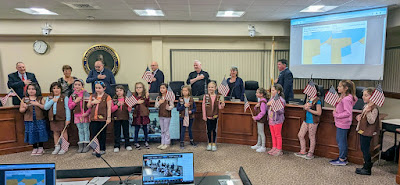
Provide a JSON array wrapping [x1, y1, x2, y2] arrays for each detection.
[[133, 9, 164, 16], [300, 5, 338, 13], [15, 8, 58, 15], [216, 11, 245, 17]]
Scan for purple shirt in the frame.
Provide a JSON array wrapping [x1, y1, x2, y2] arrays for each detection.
[[253, 98, 267, 121], [266, 96, 286, 125]]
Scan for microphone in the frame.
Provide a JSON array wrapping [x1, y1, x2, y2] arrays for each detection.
[[229, 85, 237, 100], [95, 153, 126, 185]]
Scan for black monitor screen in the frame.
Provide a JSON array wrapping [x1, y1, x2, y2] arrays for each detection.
[[0, 163, 56, 185]]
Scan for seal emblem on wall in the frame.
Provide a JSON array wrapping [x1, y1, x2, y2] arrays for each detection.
[[82, 44, 120, 75]]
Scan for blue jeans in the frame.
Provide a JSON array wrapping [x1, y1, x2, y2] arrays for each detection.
[[336, 128, 349, 160], [180, 118, 194, 142], [134, 125, 148, 143], [76, 122, 90, 143]]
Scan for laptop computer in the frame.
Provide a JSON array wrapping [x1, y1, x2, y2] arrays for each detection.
[[142, 152, 194, 185], [0, 163, 56, 185]]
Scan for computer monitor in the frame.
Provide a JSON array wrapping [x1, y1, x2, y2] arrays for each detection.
[[142, 152, 194, 185], [0, 163, 56, 185]]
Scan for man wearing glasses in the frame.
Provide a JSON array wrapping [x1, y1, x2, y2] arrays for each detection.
[[86, 60, 116, 95]]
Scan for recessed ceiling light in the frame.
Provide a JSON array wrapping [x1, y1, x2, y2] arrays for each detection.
[[133, 9, 164, 16], [300, 5, 338, 13], [216, 11, 245, 17], [15, 8, 58, 15]]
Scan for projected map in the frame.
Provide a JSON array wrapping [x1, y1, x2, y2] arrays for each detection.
[[5, 170, 46, 185], [302, 21, 367, 65]]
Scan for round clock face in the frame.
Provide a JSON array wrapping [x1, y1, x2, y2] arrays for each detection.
[[33, 40, 48, 54]]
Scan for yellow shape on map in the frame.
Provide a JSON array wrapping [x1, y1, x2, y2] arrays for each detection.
[[303, 39, 321, 64], [6, 179, 18, 185], [22, 178, 38, 185], [359, 37, 365, 44], [331, 38, 351, 64]]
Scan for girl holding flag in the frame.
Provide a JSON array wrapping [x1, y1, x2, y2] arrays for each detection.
[[44, 82, 71, 155], [111, 85, 132, 152], [87, 81, 112, 155], [132, 82, 150, 150], [266, 84, 286, 156], [155, 83, 175, 150], [251, 88, 268, 153]]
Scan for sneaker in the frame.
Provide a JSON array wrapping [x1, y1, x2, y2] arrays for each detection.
[[58, 149, 66, 155], [52, 145, 61, 155], [126, 146, 133, 151], [36, 147, 44, 156], [251, 144, 261, 150], [157, 144, 164, 149], [304, 153, 314, 160], [211, 144, 217, 151], [92, 152, 97, 155], [145, 142, 150, 149], [256, 147, 266, 153], [114, 148, 120, 153], [99, 150, 106, 155], [330, 159, 348, 166], [180, 142, 185, 149], [271, 150, 283, 156], [160, 145, 168, 150], [206, 144, 212, 151], [294, 152, 307, 158], [329, 158, 340, 164], [190, 140, 197, 147], [267, 148, 276, 154], [31, 148, 38, 156], [135, 143, 141, 150]]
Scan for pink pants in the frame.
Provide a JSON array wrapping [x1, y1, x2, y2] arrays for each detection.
[[269, 123, 283, 150], [298, 121, 318, 154]]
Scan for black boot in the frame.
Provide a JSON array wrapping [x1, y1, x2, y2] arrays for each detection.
[[180, 142, 184, 149], [190, 140, 197, 147], [356, 163, 372, 175]]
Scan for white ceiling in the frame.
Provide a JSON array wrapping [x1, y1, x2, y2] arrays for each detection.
[[0, 0, 398, 21]]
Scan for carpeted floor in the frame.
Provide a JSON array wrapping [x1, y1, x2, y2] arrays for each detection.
[[0, 142, 397, 185]]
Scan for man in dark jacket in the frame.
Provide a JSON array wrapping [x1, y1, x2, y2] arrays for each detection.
[[276, 59, 294, 102], [148, 61, 164, 93], [7, 62, 40, 105], [86, 60, 116, 95]]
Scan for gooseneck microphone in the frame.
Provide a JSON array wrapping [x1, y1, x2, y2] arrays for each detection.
[[95, 153, 126, 185]]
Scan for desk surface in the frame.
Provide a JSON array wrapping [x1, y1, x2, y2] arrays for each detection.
[[57, 172, 243, 185], [381, 119, 400, 125]]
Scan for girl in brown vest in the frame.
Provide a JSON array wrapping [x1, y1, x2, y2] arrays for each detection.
[[178, 85, 197, 149], [19, 83, 48, 156], [155, 83, 175, 150], [68, 79, 91, 153], [202, 81, 225, 151], [355, 87, 379, 175], [44, 82, 71, 155], [251, 88, 268, 153], [87, 81, 112, 155], [132, 82, 150, 150], [295, 84, 322, 160], [111, 85, 132, 152]]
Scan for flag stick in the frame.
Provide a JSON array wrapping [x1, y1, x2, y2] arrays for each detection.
[[57, 124, 69, 145], [244, 94, 254, 117], [86, 123, 108, 147], [10, 88, 22, 101]]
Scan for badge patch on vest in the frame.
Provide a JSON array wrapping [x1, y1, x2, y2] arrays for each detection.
[[98, 115, 104, 119]]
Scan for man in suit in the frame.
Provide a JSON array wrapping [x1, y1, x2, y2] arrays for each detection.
[[186, 60, 209, 96], [275, 59, 294, 103], [86, 60, 116, 95], [148, 61, 164, 93], [7, 62, 40, 105]]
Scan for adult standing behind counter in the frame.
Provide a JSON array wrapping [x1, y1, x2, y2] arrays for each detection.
[[186, 60, 209, 96], [7, 62, 40, 105], [58, 65, 77, 97], [86, 60, 116, 95], [148, 61, 164, 93], [226, 66, 245, 101], [275, 59, 294, 103]]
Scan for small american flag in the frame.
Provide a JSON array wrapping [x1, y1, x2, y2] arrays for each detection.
[[303, 79, 317, 98], [142, 66, 154, 83], [59, 136, 70, 152], [370, 83, 385, 107], [1, 90, 17, 105], [325, 86, 340, 106], [244, 95, 250, 112], [89, 138, 100, 153], [218, 77, 230, 97], [271, 94, 284, 112], [125, 90, 138, 107], [165, 86, 176, 102]]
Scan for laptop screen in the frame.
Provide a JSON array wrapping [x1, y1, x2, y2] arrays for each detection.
[[142, 153, 194, 185], [0, 163, 56, 185]]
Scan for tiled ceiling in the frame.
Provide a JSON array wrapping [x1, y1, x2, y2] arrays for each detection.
[[0, 0, 398, 21]]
